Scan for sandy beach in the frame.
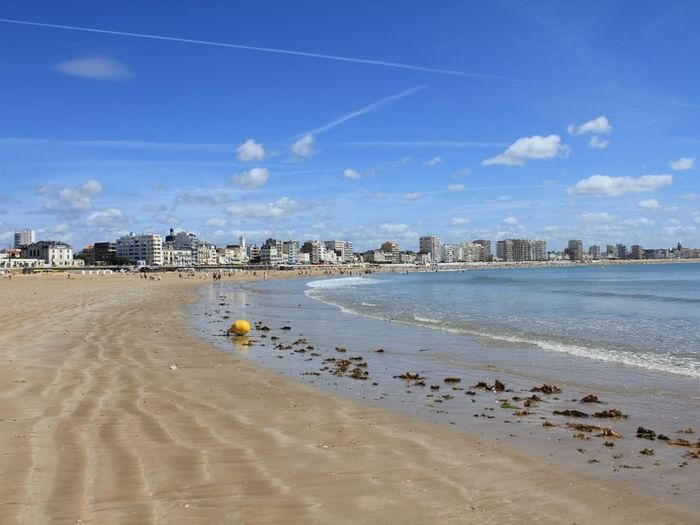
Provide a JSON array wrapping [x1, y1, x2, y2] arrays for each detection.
[[0, 273, 695, 524]]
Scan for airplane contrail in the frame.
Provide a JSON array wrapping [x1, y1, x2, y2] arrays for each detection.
[[303, 85, 427, 138], [0, 17, 514, 81]]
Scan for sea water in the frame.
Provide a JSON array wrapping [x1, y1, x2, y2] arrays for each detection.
[[191, 263, 700, 509], [306, 264, 700, 380]]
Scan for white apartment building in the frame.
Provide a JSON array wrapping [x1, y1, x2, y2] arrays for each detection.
[[116, 233, 163, 266], [219, 244, 248, 264], [310, 241, 326, 264], [21, 241, 74, 266], [162, 244, 193, 267], [196, 244, 218, 265], [324, 240, 353, 263]]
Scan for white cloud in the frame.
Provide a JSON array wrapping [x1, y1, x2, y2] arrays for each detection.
[[694, 216, 700, 224], [205, 218, 227, 228], [450, 217, 471, 225], [567, 116, 611, 136], [38, 179, 103, 211], [588, 136, 610, 149], [176, 191, 230, 206], [577, 212, 615, 223], [447, 183, 464, 192], [232, 167, 269, 189], [236, 139, 265, 162], [451, 168, 471, 178], [568, 174, 672, 197], [290, 134, 315, 159], [401, 192, 422, 201], [343, 168, 362, 179], [152, 212, 181, 225], [424, 156, 442, 167], [483, 134, 569, 166], [226, 197, 302, 219], [670, 157, 695, 171], [681, 193, 699, 201], [662, 225, 697, 237], [503, 216, 519, 225], [637, 198, 660, 210], [378, 223, 410, 234], [54, 56, 132, 80], [622, 218, 655, 227], [85, 208, 124, 227]]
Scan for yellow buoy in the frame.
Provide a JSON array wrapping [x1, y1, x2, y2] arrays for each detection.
[[229, 319, 251, 336]]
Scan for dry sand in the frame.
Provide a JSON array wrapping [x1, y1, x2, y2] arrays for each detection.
[[0, 273, 694, 524]]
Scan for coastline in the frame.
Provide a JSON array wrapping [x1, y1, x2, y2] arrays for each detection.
[[1, 272, 696, 523], [194, 271, 700, 516]]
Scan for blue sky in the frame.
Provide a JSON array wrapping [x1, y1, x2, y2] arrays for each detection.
[[0, 1, 698, 251]]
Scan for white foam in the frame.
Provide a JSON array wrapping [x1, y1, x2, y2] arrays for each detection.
[[458, 329, 700, 380], [306, 276, 384, 289], [413, 315, 442, 324]]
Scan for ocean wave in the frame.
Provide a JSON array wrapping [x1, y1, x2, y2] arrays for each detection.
[[463, 330, 700, 380], [550, 289, 700, 304], [305, 292, 700, 380], [306, 276, 384, 289], [413, 315, 442, 324]]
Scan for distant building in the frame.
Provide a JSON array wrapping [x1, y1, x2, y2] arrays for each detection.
[[567, 240, 584, 261], [441, 243, 457, 263], [164, 228, 215, 265], [196, 243, 218, 265], [497, 239, 547, 262], [219, 241, 248, 264], [260, 244, 282, 266], [283, 240, 299, 265], [399, 251, 416, 264], [163, 245, 193, 266], [630, 244, 644, 259], [533, 240, 547, 261], [496, 239, 514, 262], [116, 233, 163, 266], [589, 245, 601, 260], [14, 229, 35, 248], [94, 242, 116, 264], [616, 244, 628, 259], [310, 241, 326, 264], [473, 239, 492, 262], [363, 250, 391, 263], [419, 236, 441, 263], [324, 240, 353, 263], [247, 244, 260, 262], [21, 240, 73, 266], [380, 241, 400, 263]]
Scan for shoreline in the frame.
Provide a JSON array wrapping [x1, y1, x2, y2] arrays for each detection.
[[3, 256, 700, 277], [1, 272, 697, 523], [193, 273, 700, 518]]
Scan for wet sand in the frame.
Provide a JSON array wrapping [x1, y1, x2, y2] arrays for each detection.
[[0, 272, 695, 523]]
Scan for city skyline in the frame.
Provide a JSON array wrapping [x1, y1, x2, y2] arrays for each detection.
[[1, 2, 699, 251], [5, 224, 697, 262]]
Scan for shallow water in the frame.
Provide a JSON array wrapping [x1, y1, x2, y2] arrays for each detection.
[[190, 267, 700, 514], [305, 264, 700, 380]]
